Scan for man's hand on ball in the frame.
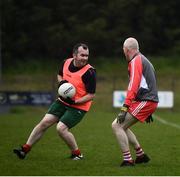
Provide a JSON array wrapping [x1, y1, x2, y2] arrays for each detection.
[[58, 80, 68, 88], [117, 104, 129, 124]]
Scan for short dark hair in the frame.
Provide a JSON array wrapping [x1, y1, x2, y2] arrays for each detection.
[[73, 43, 88, 55]]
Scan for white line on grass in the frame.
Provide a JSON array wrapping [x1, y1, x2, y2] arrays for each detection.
[[154, 114, 180, 130]]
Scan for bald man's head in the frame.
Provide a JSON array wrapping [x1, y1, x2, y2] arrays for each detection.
[[123, 37, 139, 51], [123, 37, 140, 61]]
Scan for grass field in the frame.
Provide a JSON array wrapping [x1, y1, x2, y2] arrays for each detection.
[[0, 106, 180, 176], [0, 57, 180, 176]]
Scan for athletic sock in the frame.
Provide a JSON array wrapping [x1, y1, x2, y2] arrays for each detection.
[[135, 147, 144, 157], [123, 150, 133, 162], [72, 149, 81, 156], [22, 144, 31, 153]]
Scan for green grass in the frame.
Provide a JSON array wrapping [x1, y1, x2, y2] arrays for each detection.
[[0, 106, 180, 175], [0, 56, 180, 175]]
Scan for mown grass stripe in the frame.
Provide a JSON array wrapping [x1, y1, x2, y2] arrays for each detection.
[[154, 114, 180, 129]]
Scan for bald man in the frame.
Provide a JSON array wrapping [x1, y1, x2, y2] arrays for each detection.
[[112, 37, 159, 167]]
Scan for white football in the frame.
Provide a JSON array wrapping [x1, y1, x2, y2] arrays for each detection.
[[58, 83, 76, 98]]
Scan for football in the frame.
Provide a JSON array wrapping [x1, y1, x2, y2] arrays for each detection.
[[58, 82, 76, 98]]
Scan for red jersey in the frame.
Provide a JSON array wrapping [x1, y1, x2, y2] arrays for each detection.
[[124, 53, 158, 107]]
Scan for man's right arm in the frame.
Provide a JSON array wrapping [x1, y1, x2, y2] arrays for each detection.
[[57, 74, 63, 83], [57, 60, 65, 83]]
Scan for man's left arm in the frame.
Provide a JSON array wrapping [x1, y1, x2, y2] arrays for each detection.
[[124, 57, 143, 106], [117, 58, 142, 124], [75, 93, 95, 104], [76, 67, 96, 104]]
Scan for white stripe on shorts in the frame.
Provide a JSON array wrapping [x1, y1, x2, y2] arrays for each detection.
[[131, 101, 147, 116]]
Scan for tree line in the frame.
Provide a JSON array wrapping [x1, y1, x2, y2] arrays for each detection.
[[2, 0, 180, 63]]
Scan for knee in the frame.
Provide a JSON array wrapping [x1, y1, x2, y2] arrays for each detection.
[[112, 120, 125, 131], [56, 124, 66, 136], [112, 120, 118, 131]]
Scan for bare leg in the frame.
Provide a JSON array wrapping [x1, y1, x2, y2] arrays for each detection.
[[126, 129, 140, 149], [112, 112, 138, 152], [112, 120, 129, 151], [26, 114, 58, 146], [56, 121, 78, 151], [13, 114, 58, 159], [123, 112, 140, 149]]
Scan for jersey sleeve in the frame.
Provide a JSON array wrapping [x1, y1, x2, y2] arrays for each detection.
[[124, 56, 143, 106], [82, 68, 96, 94]]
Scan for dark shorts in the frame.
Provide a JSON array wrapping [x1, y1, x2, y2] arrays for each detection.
[[47, 100, 86, 128]]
